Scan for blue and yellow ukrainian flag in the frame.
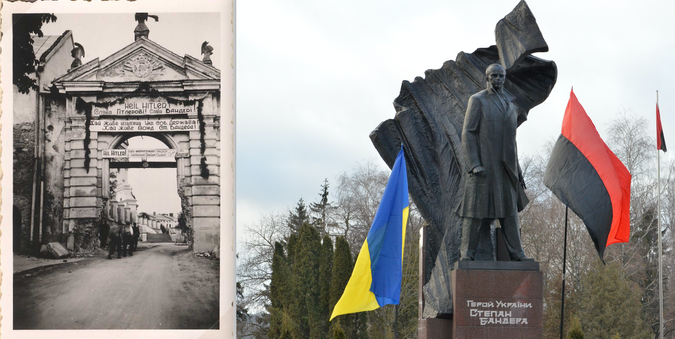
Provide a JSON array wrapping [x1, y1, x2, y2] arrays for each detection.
[[330, 146, 409, 320]]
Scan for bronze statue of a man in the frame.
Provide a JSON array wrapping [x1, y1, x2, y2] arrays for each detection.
[[458, 63, 533, 262]]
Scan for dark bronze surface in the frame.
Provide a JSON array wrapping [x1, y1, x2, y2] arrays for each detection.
[[371, 0, 556, 317]]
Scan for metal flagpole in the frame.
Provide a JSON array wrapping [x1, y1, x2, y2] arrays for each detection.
[[657, 90, 664, 339], [560, 206, 569, 339]]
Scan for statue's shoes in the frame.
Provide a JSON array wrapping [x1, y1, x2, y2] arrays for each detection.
[[515, 255, 534, 262], [459, 256, 473, 261]]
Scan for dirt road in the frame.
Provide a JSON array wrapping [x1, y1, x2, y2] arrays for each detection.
[[14, 243, 219, 329]]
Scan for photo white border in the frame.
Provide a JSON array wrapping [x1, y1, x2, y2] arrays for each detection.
[[0, 0, 235, 338]]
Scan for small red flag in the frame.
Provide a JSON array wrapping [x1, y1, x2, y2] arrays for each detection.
[[657, 103, 667, 152]]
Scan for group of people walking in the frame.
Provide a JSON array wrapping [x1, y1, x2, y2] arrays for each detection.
[[102, 222, 140, 259]]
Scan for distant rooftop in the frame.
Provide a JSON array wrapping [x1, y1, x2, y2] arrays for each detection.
[[32, 30, 70, 63], [139, 212, 178, 222]]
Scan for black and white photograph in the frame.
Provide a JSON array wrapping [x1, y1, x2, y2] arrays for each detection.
[[2, 1, 234, 338]]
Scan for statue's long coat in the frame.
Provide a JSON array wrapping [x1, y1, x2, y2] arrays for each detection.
[[458, 88, 529, 219]]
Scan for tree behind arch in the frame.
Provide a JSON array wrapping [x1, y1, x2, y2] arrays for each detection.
[[13, 13, 57, 94]]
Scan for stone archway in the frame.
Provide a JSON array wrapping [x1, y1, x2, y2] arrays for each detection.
[[59, 93, 220, 253], [102, 132, 186, 194], [101, 132, 191, 242], [52, 37, 221, 254]]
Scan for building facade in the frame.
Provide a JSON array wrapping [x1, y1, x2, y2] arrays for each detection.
[[13, 23, 221, 255]]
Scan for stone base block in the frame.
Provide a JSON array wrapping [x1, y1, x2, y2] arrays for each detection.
[[418, 317, 453, 338], [193, 217, 220, 253], [451, 266, 543, 339], [67, 234, 75, 251], [40, 242, 69, 259]]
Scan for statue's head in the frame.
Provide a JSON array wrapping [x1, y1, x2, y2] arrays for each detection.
[[71, 43, 85, 59], [485, 63, 506, 92], [202, 41, 214, 57]]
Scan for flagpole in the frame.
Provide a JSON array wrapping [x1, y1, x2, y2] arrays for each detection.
[[559, 206, 568, 339], [657, 90, 664, 339]]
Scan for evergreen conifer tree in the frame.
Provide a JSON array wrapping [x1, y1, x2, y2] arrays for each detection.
[[567, 316, 585, 339], [288, 199, 309, 233], [269, 242, 292, 338], [236, 281, 249, 323], [578, 261, 653, 338], [395, 229, 420, 337], [330, 236, 370, 338], [333, 321, 347, 339], [291, 223, 323, 338], [318, 235, 334, 336], [287, 233, 298, 268], [330, 236, 353, 313], [352, 313, 369, 339], [310, 179, 332, 236]]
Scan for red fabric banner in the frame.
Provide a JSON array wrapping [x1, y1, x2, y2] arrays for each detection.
[[545, 90, 631, 259], [657, 103, 667, 152]]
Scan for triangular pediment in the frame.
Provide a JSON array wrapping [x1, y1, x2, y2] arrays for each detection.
[[54, 37, 220, 84]]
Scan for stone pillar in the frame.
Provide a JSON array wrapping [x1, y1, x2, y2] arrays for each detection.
[[63, 96, 100, 251], [126, 201, 138, 223], [188, 93, 220, 255], [111, 201, 119, 221], [104, 200, 110, 219], [117, 206, 125, 224], [102, 159, 110, 199], [42, 97, 67, 244]]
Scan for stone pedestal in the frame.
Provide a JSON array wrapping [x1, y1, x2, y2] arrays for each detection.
[[418, 317, 453, 338], [418, 226, 543, 339], [451, 261, 543, 339]]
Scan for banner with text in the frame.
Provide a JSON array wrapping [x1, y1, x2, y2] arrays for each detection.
[[102, 149, 189, 158], [89, 119, 198, 132], [92, 98, 196, 117]]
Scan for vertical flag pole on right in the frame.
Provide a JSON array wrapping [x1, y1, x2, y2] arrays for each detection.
[[656, 90, 666, 339]]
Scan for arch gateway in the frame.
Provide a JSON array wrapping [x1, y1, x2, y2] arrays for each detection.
[[17, 35, 222, 255]]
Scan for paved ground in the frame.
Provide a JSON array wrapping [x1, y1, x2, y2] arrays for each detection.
[[13, 254, 86, 274], [14, 243, 219, 329]]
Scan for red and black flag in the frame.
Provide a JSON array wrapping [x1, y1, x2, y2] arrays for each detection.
[[657, 103, 667, 152], [544, 90, 631, 261]]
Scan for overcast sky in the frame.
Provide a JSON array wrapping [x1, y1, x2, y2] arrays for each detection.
[[39, 12, 221, 70], [236, 0, 675, 244]]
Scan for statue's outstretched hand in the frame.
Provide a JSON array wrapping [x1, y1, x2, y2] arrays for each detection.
[[470, 166, 486, 177]]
